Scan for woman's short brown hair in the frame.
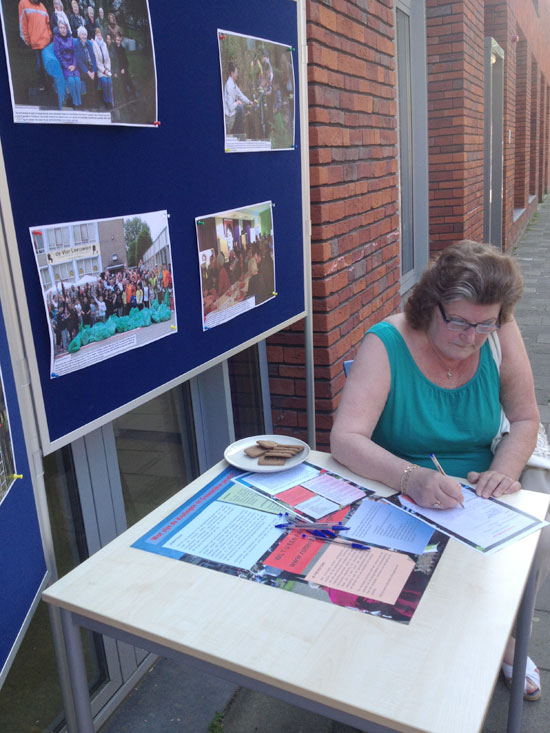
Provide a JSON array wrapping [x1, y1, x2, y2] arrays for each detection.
[[404, 240, 523, 330]]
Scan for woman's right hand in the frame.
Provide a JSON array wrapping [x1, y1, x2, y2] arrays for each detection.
[[405, 467, 464, 509]]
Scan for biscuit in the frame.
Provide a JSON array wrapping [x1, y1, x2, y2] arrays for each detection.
[[258, 455, 286, 466], [244, 446, 267, 458], [257, 440, 278, 449]]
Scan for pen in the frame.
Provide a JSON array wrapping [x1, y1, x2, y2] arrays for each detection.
[[430, 453, 465, 509], [301, 533, 370, 551], [274, 521, 350, 531]]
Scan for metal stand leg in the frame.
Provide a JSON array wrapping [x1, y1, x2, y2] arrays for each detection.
[[507, 552, 538, 733], [60, 608, 95, 733]]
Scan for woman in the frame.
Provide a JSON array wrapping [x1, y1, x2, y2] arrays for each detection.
[[95, 7, 108, 39], [92, 28, 114, 107], [53, 20, 81, 107], [246, 257, 266, 304], [216, 253, 230, 297], [69, 0, 85, 37], [107, 11, 121, 41], [50, 0, 70, 35], [331, 240, 546, 699], [84, 5, 95, 40]]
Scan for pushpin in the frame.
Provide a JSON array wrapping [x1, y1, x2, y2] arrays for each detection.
[[13, 474, 23, 480], [153, 120, 161, 127], [170, 325, 176, 330], [197, 220, 205, 225], [51, 372, 59, 378], [219, 34, 226, 39], [273, 291, 278, 295]]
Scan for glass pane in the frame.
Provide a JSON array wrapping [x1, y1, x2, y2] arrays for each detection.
[[0, 448, 107, 731], [228, 344, 265, 439], [113, 385, 198, 527]]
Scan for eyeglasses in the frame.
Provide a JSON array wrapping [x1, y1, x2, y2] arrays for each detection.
[[437, 303, 501, 334]]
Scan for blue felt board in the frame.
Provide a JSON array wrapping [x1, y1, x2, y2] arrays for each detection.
[[0, 0, 304, 447], [0, 297, 47, 683]]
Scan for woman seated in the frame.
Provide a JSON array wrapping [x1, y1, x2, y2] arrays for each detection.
[[68, 0, 85, 38], [331, 240, 548, 700], [246, 257, 266, 304], [92, 28, 113, 108], [53, 20, 81, 107], [50, 0, 70, 35]]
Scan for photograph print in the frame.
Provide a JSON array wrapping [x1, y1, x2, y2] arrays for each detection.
[[0, 0, 157, 125], [0, 366, 16, 505], [30, 210, 177, 378], [218, 29, 295, 153], [197, 201, 276, 330]]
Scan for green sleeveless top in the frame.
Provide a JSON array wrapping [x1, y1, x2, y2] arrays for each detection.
[[369, 322, 501, 478]]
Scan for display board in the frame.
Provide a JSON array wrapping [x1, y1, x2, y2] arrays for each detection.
[[0, 0, 308, 453], [0, 292, 48, 687]]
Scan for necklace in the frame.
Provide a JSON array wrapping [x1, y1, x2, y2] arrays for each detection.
[[427, 337, 454, 380]]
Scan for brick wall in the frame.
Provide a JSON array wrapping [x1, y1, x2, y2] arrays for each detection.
[[267, 0, 401, 449], [514, 39, 530, 209], [425, 0, 486, 251]]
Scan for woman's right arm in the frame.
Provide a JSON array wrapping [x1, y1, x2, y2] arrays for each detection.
[[330, 332, 464, 508]]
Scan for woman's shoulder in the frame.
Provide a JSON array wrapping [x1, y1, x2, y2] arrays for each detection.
[[366, 313, 406, 339]]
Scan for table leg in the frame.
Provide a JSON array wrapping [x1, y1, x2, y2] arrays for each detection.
[[60, 608, 95, 733], [506, 550, 538, 733]]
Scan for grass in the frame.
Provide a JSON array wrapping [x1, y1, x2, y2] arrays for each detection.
[[208, 711, 225, 732]]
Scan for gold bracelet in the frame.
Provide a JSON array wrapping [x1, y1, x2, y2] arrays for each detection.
[[400, 464, 419, 495]]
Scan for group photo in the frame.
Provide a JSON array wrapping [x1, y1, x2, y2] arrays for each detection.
[[218, 30, 295, 152], [30, 210, 177, 377], [1, 0, 157, 125], [196, 201, 276, 330]]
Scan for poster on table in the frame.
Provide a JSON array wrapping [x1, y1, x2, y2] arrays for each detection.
[[0, 365, 17, 505], [133, 463, 449, 624], [29, 209, 177, 379], [197, 201, 276, 331], [218, 29, 295, 152], [0, 0, 157, 126]]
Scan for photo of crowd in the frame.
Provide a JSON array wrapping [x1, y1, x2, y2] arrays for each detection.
[[30, 211, 177, 378], [196, 202, 276, 331], [218, 30, 295, 152], [0, 368, 16, 504], [0, 0, 157, 125]]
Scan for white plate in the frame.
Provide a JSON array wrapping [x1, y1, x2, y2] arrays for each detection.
[[224, 434, 310, 473]]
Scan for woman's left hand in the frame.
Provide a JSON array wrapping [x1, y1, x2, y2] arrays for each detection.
[[467, 470, 521, 498]]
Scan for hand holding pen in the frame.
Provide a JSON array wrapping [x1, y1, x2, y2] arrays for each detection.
[[430, 453, 465, 509]]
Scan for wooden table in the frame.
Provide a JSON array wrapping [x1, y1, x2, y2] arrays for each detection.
[[42, 452, 549, 732]]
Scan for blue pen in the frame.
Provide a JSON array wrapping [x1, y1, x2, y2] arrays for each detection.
[[274, 521, 350, 531], [301, 533, 370, 551]]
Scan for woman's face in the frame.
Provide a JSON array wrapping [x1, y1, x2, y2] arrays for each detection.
[[96, 31, 103, 43], [58, 21, 67, 36], [428, 299, 501, 360], [108, 13, 115, 23], [99, 8, 104, 19], [87, 7, 94, 19], [72, 1, 79, 14]]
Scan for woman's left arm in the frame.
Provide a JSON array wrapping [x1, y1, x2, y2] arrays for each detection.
[[468, 318, 539, 498]]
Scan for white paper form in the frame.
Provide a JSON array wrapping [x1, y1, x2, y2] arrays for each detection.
[[345, 499, 434, 555], [236, 463, 321, 496], [164, 501, 284, 569], [387, 485, 548, 554], [301, 472, 366, 504], [295, 495, 340, 519]]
